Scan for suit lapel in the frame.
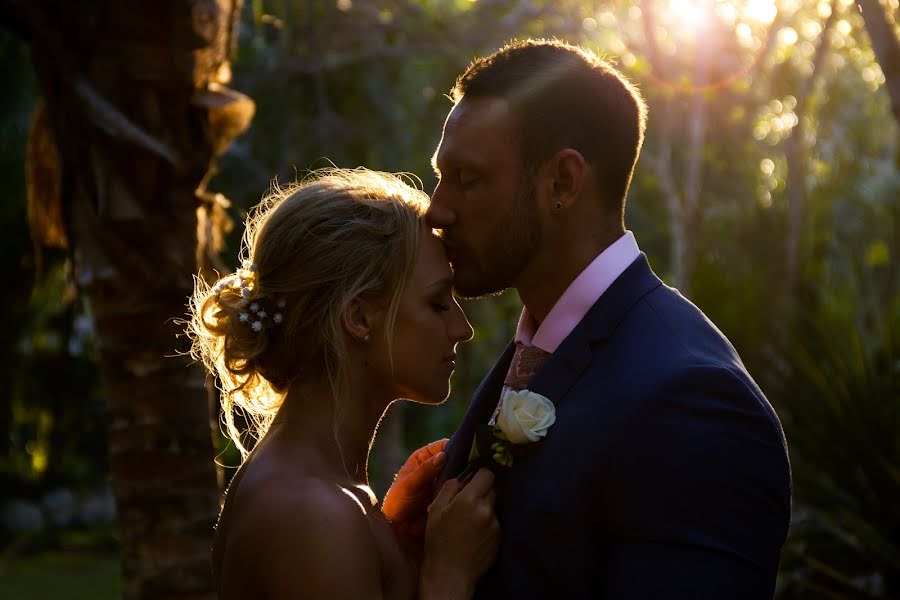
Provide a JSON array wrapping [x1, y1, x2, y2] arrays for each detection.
[[528, 254, 663, 408], [441, 341, 516, 481], [580, 253, 663, 341], [443, 254, 663, 479], [527, 325, 592, 408]]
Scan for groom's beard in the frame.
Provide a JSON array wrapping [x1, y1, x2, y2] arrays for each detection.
[[452, 178, 542, 299]]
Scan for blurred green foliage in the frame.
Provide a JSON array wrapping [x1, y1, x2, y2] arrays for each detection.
[[1, 0, 897, 596]]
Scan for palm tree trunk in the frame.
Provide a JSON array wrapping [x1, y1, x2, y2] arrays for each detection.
[[3, 0, 253, 597]]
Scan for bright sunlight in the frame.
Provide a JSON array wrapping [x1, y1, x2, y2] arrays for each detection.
[[662, 0, 779, 34]]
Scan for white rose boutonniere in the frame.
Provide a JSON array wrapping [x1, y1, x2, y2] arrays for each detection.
[[496, 388, 556, 443], [465, 388, 556, 473]]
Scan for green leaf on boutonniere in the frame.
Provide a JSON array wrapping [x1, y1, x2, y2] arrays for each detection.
[[464, 423, 544, 478], [459, 425, 506, 480], [475, 424, 507, 465]]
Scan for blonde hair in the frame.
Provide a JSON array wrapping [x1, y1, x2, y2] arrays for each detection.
[[188, 168, 428, 458]]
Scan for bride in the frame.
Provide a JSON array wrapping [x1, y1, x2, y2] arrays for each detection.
[[188, 168, 499, 598]]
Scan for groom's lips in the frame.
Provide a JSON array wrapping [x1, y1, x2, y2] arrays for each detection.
[[442, 235, 472, 275], [442, 239, 461, 266]]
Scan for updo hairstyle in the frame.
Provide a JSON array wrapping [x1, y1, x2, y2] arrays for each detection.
[[188, 169, 429, 457]]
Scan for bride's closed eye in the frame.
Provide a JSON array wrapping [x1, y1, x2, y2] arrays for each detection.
[[430, 298, 452, 313], [424, 276, 455, 314]]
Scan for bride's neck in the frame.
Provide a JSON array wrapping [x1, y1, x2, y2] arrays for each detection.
[[271, 368, 392, 486]]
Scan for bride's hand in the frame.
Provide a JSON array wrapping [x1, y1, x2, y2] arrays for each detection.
[[419, 468, 500, 599], [383, 439, 448, 543]]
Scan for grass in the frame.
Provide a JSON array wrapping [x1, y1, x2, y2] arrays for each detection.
[[0, 552, 121, 600]]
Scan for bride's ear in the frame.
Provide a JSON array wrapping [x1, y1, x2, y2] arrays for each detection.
[[342, 297, 374, 344]]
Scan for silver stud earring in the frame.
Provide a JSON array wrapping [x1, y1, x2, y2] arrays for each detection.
[[363, 334, 370, 343]]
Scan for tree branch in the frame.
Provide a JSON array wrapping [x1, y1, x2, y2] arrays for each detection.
[[640, 0, 669, 79], [856, 0, 900, 125], [784, 0, 840, 293]]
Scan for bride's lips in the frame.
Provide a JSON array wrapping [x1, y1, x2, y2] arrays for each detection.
[[443, 353, 457, 371]]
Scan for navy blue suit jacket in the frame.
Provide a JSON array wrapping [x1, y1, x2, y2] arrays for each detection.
[[442, 254, 792, 599]]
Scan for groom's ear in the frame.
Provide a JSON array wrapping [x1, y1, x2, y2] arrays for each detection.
[[342, 297, 375, 343], [546, 148, 586, 210]]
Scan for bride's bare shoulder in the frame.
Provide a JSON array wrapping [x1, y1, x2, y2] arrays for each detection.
[[227, 463, 371, 546], [221, 468, 384, 598], [242, 470, 367, 522]]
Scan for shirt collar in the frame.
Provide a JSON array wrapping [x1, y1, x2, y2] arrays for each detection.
[[515, 231, 641, 353]]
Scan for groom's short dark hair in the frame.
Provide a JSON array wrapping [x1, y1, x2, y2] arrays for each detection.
[[452, 39, 647, 213]]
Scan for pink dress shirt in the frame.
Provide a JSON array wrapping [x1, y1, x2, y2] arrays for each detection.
[[515, 231, 641, 353]]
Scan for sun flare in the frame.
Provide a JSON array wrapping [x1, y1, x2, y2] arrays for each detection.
[[742, 0, 778, 24], [662, 0, 779, 34], [664, 0, 714, 31]]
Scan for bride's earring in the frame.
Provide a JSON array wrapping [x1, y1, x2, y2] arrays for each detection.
[[363, 334, 370, 343]]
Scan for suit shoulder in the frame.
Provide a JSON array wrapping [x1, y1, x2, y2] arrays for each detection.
[[624, 284, 748, 372], [602, 292, 785, 460]]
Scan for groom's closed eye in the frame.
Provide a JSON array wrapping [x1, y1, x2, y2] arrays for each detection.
[[459, 170, 480, 189]]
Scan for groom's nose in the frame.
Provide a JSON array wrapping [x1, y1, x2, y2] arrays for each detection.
[[426, 183, 456, 229]]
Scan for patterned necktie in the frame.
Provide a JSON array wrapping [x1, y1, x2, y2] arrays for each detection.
[[489, 343, 552, 425], [503, 343, 552, 390]]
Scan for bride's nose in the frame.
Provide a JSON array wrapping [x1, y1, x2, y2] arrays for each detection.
[[449, 301, 474, 343]]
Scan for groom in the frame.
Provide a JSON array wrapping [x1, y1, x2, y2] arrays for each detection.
[[388, 39, 791, 598]]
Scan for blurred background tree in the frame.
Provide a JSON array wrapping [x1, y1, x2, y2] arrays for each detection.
[[0, 0, 896, 598], [0, 0, 253, 598]]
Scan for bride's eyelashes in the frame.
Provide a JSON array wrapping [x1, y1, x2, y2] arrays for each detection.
[[431, 300, 452, 313], [429, 292, 453, 313]]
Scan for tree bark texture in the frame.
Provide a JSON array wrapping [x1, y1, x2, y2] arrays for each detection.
[[5, 0, 254, 597]]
